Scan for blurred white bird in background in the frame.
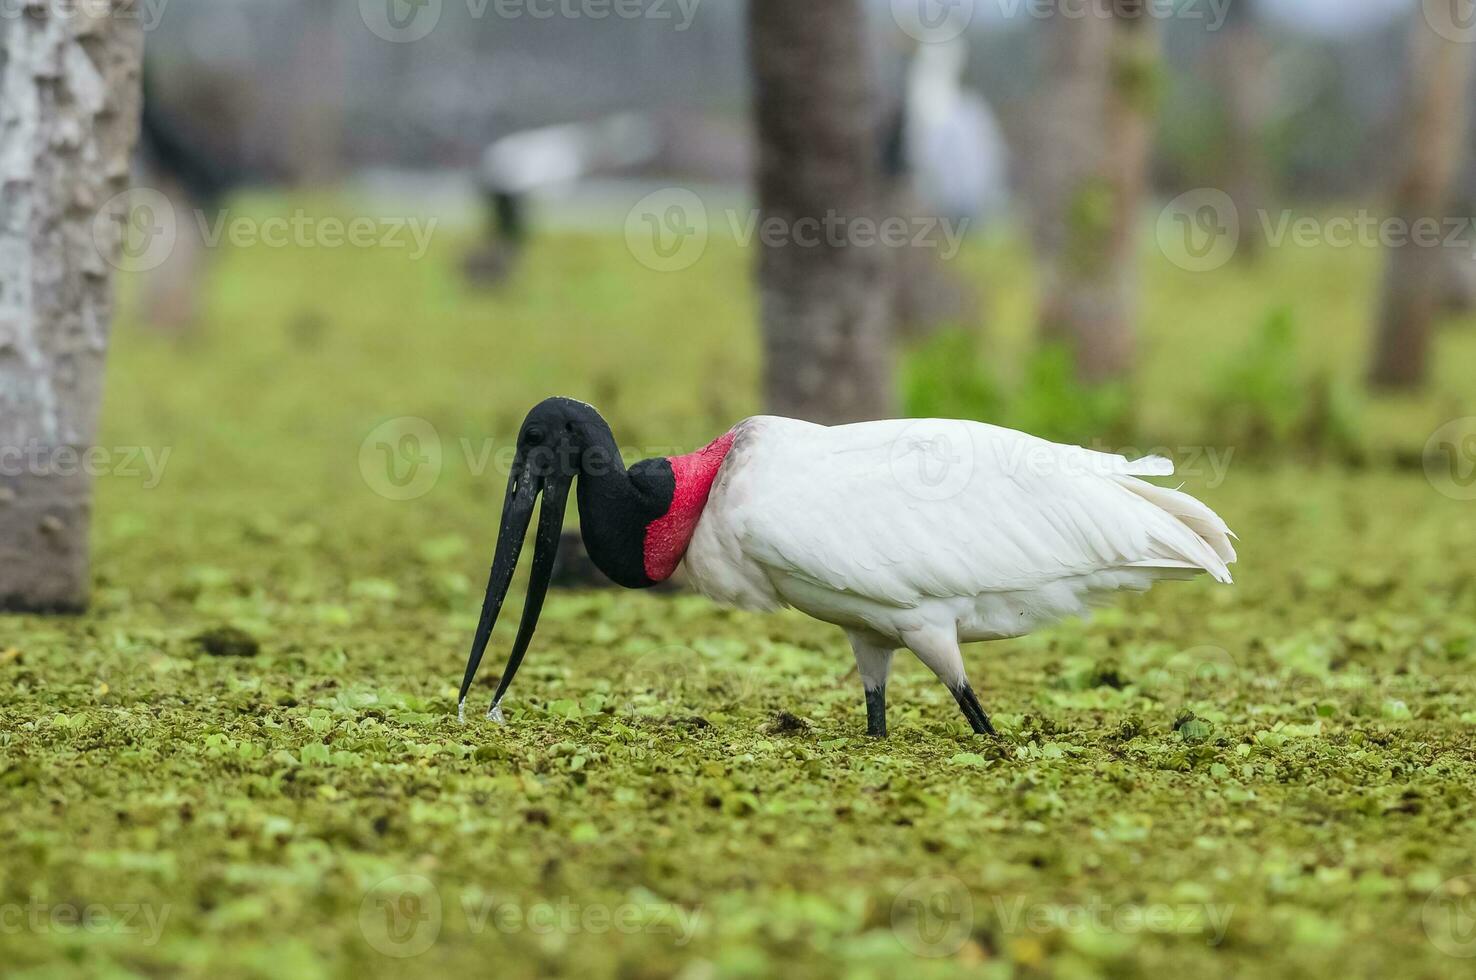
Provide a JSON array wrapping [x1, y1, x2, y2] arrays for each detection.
[[903, 37, 1009, 225]]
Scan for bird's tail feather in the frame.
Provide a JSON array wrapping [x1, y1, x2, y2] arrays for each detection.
[[1114, 477, 1237, 583]]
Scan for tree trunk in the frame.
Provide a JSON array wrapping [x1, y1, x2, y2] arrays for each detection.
[[1030, 1, 1159, 384], [748, 0, 894, 424], [1214, 0, 1272, 259], [1369, 2, 1475, 389], [0, 2, 144, 611], [288, 0, 346, 184]]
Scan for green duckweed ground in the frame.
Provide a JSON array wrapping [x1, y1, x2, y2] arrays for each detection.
[[3, 196, 1476, 979]]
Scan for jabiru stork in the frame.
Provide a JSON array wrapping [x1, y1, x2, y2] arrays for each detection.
[[458, 398, 1236, 737]]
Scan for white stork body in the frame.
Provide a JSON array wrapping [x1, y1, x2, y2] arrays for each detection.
[[682, 416, 1235, 733], [457, 399, 1236, 738]]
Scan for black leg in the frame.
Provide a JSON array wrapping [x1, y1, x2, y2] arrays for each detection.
[[951, 683, 997, 736], [865, 686, 888, 738]]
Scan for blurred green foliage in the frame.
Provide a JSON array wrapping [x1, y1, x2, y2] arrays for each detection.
[[904, 335, 1130, 446], [901, 328, 1004, 422], [1204, 308, 1364, 462]]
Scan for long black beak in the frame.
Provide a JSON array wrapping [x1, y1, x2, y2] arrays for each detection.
[[456, 460, 571, 722]]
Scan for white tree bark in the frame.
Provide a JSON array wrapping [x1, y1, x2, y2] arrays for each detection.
[[0, 1, 143, 610]]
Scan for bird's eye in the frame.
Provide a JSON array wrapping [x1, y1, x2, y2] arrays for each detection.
[[524, 428, 545, 446]]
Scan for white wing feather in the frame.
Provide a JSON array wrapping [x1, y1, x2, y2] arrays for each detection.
[[712, 417, 1235, 611]]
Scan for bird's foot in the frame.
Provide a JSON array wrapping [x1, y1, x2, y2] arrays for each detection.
[[951, 684, 998, 737], [864, 686, 888, 738]]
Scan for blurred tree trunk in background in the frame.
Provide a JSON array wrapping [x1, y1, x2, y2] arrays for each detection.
[[288, 0, 346, 184], [136, 56, 230, 334], [0, 4, 143, 611], [1214, 0, 1272, 259], [1441, 192, 1476, 315], [1441, 136, 1476, 315], [1030, 2, 1159, 384], [748, 0, 894, 423], [1369, 3, 1475, 389]]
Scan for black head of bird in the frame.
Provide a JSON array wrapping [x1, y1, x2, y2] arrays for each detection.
[[456, 397, 731, 722]]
